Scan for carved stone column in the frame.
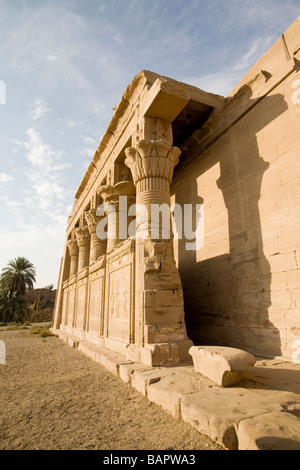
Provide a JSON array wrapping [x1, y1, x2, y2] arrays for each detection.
[[98, 181, 136, 253], [124, 119, 193, 366], [67, 231, 79, 278], [75, 226, 90, 271], [85, 208, 107, 264], [125, 139, 180, 237]]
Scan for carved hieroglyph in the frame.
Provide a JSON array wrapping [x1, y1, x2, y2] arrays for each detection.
[[76, 282, 87, 330], [108, 264, 131, 342], [88, 277, 103, 334]]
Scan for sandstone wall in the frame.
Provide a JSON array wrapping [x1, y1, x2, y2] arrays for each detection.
[[172, 18, 300, 359]]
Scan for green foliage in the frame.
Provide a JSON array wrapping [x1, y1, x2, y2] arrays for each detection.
[[0, 289, 30, 324], [6, 325, 29, 330], [39, 329, 54, 338], [43, 284, 54, 290], [0, 257, 36, 296], [29, 324, 54, 337]]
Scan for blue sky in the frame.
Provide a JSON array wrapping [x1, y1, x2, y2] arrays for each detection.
[[0, 0, 299, 287]]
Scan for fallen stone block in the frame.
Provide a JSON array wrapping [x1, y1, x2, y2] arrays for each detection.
[[189, 346, 256, 387]]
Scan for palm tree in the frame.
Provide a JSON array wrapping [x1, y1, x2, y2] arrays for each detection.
[[0, 257, 36, 296], [0, 289, 30, 324]]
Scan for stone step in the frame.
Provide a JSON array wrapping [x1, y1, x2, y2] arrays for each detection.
[[54, 330, 300, 450]]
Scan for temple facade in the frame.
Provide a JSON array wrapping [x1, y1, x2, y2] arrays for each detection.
[[52, 18, 300, 364]]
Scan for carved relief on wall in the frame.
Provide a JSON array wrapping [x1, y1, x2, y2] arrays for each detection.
[[62, 290, 68, 326], [107, 263, 131, 342], [76, 284, 87, 330], [88, 277, 104, 335], [67, 288, 76, 328]]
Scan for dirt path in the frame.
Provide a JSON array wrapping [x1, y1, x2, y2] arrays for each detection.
[[0, 329, 222, 450]]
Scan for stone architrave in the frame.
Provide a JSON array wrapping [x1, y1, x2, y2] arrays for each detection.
[[75, 226, 90, 272], [124, 118, 193, 366], [97, 181, 136, 253], [85, 208, 107, 264], [67, 231, 79, 278]]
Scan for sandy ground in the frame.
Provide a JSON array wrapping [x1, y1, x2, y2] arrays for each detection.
[[0, 328, 222, 450]]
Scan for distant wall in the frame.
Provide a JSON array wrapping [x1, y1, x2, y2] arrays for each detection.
[[172, 18, 300, 359]]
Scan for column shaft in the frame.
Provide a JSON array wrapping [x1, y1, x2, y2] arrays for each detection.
[[75, 226, 90, 271], [67, 235, 79, 278], [125, 135, 193, 366], [85, 208, 107, 264]]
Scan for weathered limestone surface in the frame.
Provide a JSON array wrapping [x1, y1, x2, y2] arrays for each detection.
[[172, 17, 300, 360], [189, 346, 256, 387], [146, 371, 209, 419], [180, 386, 300, 450], [238, 412, 300, 450]]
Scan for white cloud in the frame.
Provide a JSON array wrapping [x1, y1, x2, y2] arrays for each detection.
[[80, 146, 94, 158], [79, 134, 97, 164], [58, 118, 83, 128], [15, 128, 63, 170], [79, 135, 97, 145], [0, 173, 15, 182], [233, 35, 275, 71], [182, 70, 240, 97], [29, 98, 52, 122], [13, 127, 73, 221], [46, 54, 58, 61]]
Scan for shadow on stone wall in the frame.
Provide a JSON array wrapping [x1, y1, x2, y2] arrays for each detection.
[[174, 85, 288, 358]]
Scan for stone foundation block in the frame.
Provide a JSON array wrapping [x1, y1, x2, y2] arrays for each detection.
[[98, 349, 132, 376], [238, 411, 300, 450], [126, 340, 193, 366], [181, 388, 283, 450], [147, 372, 207, 419], [189, 346, 256, 387], [52, 328, 79, 348], [119, 362, 150, 384], [78, 341, 101, 362], [131, 368, 175, 396]]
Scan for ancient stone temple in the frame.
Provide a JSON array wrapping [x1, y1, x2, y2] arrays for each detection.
[[52, 18, 300, 364]]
